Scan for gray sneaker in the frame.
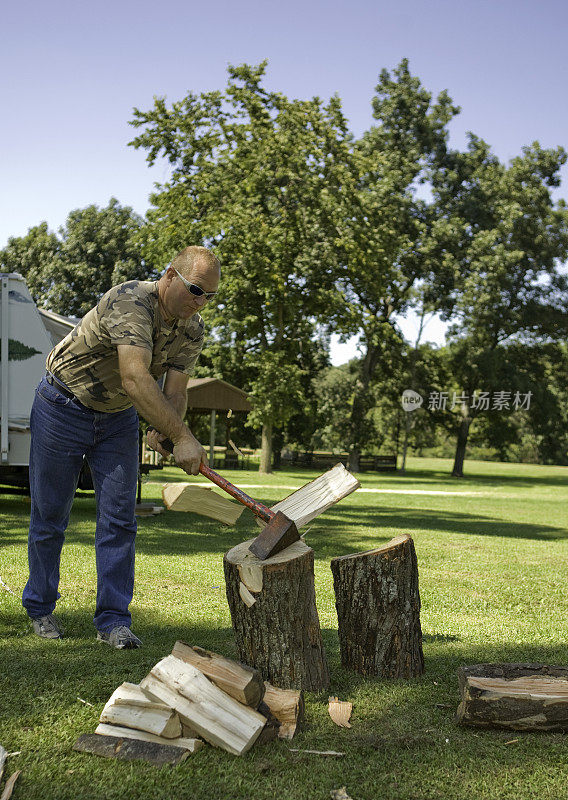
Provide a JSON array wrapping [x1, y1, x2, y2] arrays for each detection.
[[31, 614, 64, 639], [96, 626, 142, 649]]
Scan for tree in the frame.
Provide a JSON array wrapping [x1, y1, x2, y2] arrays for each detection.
[[430, 137, 568, 475], [334, 59, 460, 470], [129, 62, 351, 471], [0, 199, 150, 315]]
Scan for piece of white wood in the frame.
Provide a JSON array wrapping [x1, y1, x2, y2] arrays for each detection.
[[95, 723, 203, 752], [100, 704, 181, 739], [140, 657, 266, 755], [328, 697, 352, 728], [261, 682, 304, 739], [256, 464, 360, 530], [162, 483, 244, 525], [0, 745, 6, 783], [171, 642, 264, 707], [100, 682, 181, 738], [239, 582, 256, 607]]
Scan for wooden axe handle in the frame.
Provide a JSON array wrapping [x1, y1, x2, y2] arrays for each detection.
[[147, 428, 274, 523]]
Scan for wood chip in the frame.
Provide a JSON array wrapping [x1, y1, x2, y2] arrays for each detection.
[[328, 697, 352, 728], [289, 748, 345, 757], [505, 738, 519, 744], [0, 578, 16, 596], [330, 789, 353, 800], [77, 697, 94, 707], [0, 771, 21, 800], [239, 582, 256, 608]]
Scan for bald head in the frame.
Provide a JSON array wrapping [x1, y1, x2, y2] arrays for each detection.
[[171, 246, 221, 281]]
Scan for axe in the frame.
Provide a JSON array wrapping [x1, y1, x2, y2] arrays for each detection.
[[149, 432, 299, 560]]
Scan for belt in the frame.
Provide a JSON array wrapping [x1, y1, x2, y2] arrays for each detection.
[[45, 371, 76, 401]]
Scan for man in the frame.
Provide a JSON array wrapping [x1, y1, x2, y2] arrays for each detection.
[[22, 246, 220, 648]]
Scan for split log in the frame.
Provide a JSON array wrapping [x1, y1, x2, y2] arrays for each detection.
[[162, 483, 243, 525], [256, 463, 360, 530], [224, 539, 329, 691], [259, 682, 304, 739], [171, 641, 264, 707], [73, 733, 190, 767], [331, 534, 424, 678], [457, 663, 568, 731], [140, 656, 266, 755], [95, 723, 203, 751], [100, 682, 181, 738], [0, 746, 6, 783]]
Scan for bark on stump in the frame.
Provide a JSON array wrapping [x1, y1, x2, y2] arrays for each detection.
[[330, 533, 424, 678], [224, 539, 329, 691], [457, 663, 568, 731]]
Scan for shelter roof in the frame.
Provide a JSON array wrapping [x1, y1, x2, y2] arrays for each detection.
[[186, 377, 251, 412]]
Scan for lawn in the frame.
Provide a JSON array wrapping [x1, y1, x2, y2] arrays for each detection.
[[1, 456, 567, 800]]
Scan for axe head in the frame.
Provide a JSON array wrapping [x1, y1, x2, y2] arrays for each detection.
[[248, 511, 300, 560]]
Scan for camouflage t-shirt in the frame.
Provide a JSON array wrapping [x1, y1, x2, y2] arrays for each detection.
[[46, 280, 204, 412]]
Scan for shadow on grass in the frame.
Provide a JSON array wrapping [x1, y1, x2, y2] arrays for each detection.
[[2, 608, 568, 724], [2, 494, 566, 560]]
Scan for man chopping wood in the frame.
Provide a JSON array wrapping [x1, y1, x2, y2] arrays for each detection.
[[22, 246, 220, 648]]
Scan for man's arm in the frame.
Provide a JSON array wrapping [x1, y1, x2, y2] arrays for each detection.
[[117, 345, 207, 475], [146, 369, 191, 458]]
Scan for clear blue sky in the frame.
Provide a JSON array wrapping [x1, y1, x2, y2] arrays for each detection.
[[2, 0, 567, 355]]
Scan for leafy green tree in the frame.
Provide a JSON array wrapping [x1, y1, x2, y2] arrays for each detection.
[[0, 222, 60, 304], [430, 137, 568, 475], [334, 59, 460, 470], [129, 62, 351, 471], [1, 199, 150, 316]]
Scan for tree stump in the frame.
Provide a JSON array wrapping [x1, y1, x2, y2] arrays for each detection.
[[224, 539, 329, 691], [330, 533, 424, 678], [457, 663, 568, 731]]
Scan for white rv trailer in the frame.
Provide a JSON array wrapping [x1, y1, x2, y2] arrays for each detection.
[[0, 273, 77, 488]]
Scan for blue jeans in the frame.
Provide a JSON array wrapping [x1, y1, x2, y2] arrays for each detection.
[[22, 376, 139, 632]]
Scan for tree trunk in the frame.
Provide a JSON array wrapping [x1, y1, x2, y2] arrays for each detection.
[[348, 338, 380, 472], [400, 412, 411, 473], [330, 534, 424, 678], [224, 539, 329, 691], [259, 422, 272, 474], [451, 413, 472, 477], [457, 663, 568, 731], [348, 448, 360, 472]]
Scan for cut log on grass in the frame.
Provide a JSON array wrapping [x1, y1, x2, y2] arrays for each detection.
[[95, 723, 203, 751], [457, 663, 568, 731], [100, 683, 181, 738], [0, 746, 6, 783], [162, 483, 244, 525], [256, 463, 360, 530], [140, 656, 266, 755], [259, 682, 304, 739], [73, 733, 190, 767], [171, 642, 264, 708], [331, 534, 424, 678], [224, 539, 329, 691]]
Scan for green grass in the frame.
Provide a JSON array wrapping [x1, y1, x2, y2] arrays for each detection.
[[1, 456, 567, 800]]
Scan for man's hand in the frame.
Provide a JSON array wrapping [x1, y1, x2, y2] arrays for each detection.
[[172, 435, 208, 476], [146, 428, 170, 459], [146, 429, 208, 475]]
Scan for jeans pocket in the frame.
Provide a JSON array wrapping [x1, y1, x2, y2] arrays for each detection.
[[37, 382, 71, 407]]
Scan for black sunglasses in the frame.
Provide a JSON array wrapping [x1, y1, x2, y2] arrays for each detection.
[[174, 268, 217, 301]]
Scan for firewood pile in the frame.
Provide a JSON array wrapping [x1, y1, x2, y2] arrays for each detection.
[[74, 642, 304, 765]]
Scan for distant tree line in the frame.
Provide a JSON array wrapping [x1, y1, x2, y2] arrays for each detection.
[[2, 60, 567, 474]]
